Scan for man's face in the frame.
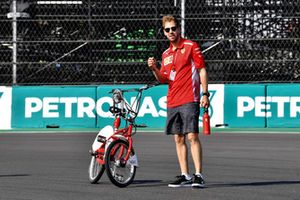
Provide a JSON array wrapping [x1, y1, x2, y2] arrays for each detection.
[[163, 21, 180, 42]]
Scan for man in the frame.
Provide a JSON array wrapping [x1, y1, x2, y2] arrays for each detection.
[[147, 15, 210, 188]]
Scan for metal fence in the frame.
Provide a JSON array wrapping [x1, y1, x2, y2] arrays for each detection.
[[1, 0, 300, 85]]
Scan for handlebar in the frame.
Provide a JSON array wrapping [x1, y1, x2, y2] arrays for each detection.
[[108, 82, 160, 122], [137, 82, 160, 92], [108, 82, 160, 94]]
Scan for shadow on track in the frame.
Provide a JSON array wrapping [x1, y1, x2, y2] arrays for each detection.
[[0, 174, 30, 178], [207, 180, 300, 188], [130, 179, 166, 188], [91, 179, 166, 188]]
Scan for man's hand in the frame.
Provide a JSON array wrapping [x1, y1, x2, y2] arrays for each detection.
[[200, 95, 210, 108], [147, 57, 167, 83], [148, 57, 157, 71]]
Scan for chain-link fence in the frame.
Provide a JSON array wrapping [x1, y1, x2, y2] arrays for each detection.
[[1, 0, 300, 85]]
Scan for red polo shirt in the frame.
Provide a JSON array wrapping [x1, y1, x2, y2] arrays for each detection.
[[160, 38, 206, 108]]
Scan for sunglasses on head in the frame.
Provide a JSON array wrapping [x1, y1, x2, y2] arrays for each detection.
[[164, 26, 177, 33]]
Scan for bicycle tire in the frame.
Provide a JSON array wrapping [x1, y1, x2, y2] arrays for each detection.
[[88, 155, 105, 184], [105, 140, 136, 187]]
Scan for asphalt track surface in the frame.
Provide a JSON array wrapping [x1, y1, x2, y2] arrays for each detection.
[[0, 131, 300, 200]]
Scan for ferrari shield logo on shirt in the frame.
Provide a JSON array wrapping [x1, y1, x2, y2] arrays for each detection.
[[164, 55, 173, 65]]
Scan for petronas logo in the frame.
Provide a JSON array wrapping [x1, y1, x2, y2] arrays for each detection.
[[0, 92, 3, 99]]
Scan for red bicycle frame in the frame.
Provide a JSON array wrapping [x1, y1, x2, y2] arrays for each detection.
[[94, 83, 159, 166], [95, 115, 134, 165], [110, 115, 134, 162]]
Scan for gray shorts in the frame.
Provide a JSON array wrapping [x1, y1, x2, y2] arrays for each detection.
[[165, 102, 200, 135]]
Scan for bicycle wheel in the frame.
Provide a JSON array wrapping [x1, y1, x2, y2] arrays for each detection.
[[88, 155, 105, 184], [105, 140, 136, 187]]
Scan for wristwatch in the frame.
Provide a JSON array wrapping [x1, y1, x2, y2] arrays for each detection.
[[202, 92, 210, 97]]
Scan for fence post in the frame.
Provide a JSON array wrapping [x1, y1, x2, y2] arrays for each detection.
[[181, 0, 185, 38], [12, 0, 17, 85]]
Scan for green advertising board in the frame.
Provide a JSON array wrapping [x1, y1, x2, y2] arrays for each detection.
[[224, 84, 266, 127], [12, 86, 97, 128], [267, 84, 300, 127], [11, 84, 224, 129], [224, 84, 300, 128], [8, 84, 300, 129]]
